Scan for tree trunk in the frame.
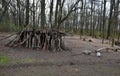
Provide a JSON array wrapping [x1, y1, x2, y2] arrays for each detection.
[[90, 0, 93, 36], [33, 0, 35, 27], [49, 0, 54, 28], [92, 1, 96, 38], [112, 0, 119, 47], [102, 0, 106, 44], [25, 0, 29, 26], [41, 0, 46, 29], [80, 0, 83, 38], [54, 0, 59, 28], [107, 0, 114, 39], [17, 0, 21, 27]]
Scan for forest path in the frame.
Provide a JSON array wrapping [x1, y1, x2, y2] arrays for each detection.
[[0, 33, 120, 76]]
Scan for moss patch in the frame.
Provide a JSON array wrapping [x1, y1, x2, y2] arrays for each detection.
[[0, 55, 9, 65]]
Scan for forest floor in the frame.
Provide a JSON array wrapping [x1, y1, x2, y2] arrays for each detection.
[[0, 32, 120, 76]]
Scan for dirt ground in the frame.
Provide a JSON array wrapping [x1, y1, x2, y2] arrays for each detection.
[[0, 32, 120, 76]]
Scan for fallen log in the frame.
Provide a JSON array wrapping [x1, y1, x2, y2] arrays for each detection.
[[72, 47, 120, 56], [0, 33, 16, 41], [95, 47, 120, 52], [13, 33, 32, 47]]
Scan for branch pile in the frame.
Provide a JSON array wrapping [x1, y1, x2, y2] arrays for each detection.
[[6, 29, 67, 52]]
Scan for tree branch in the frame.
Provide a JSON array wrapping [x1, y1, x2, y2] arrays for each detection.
[[57, 0, 81, 28]]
